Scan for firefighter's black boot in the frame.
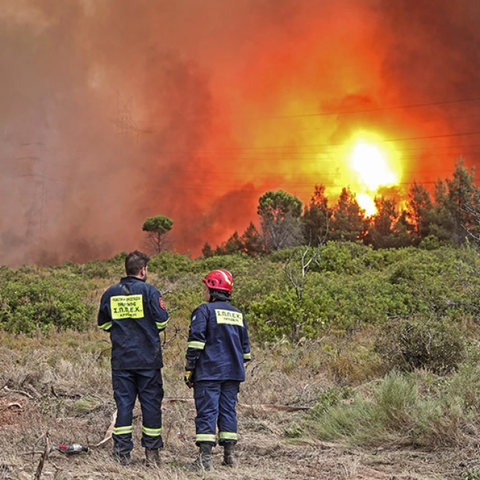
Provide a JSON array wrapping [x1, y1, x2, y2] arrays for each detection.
[[222, 442, 236, 466], [145, 448, 160, 467], [112, 451, 131, 466], [189, 442, 212, 470]]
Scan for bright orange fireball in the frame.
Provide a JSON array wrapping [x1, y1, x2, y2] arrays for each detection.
[[349, 140, 401, 215]]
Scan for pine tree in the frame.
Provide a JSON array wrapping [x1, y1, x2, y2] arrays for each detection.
[[330, 188, 367, 242]]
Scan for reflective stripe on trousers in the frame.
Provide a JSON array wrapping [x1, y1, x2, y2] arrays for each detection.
[[112, 369, 164, 454], [194, 380, 240, 446]]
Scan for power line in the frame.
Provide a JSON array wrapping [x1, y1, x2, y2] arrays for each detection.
[[250, 96, 480, 120], [136, 95, 480, 124], [157, 130, 480, 155], [182, 146, 480, 161]]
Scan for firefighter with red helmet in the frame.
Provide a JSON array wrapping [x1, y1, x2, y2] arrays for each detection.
[[185, 269, 251, 470]]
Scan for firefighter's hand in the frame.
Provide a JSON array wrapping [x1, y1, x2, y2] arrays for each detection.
[[184, 371, 194, 389]]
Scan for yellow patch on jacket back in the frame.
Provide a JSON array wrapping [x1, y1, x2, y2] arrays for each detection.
[[110, 295, 144, 319], [215, 309, 243, 326]]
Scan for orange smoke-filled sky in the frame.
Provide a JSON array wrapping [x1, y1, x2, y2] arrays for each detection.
[[1, 0, 480, 266]]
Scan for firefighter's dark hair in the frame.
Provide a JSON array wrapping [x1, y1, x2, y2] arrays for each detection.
[[125, 250, 150, 276], [208, 288, 232, 302]]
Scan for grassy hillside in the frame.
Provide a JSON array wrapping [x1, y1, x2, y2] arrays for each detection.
[[2, 242, 480, 478]]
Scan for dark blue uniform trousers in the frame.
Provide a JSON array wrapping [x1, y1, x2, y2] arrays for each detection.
[[112, 369, 164, 455], [194, 380, 240, 446]]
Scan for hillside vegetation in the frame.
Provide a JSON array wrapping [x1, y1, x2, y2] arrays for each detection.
[[2, 243, 480, 479]]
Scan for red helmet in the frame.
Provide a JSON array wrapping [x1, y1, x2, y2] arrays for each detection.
[[203, 269, 233, 293]]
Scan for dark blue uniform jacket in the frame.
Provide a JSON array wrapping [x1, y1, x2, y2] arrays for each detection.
[[186, 301, 251, 382], [97, 276, 169, 370]]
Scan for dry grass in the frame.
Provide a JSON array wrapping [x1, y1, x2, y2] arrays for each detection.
[[0, 330, 477, 479]]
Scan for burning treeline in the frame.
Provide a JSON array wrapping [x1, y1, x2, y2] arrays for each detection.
[[1, 0, 480, 266], [208, 159, 479, 256]]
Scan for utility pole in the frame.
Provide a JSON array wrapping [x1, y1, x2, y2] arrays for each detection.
[[16, 143, 59, 248], [116, 92, 139, 141], [19, 173, 44, 247]]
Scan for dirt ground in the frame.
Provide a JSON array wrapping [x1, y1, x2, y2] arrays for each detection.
[[0, 389, 476, 480]]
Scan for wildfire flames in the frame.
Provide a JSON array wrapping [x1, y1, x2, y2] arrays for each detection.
[[1, 0, 480, 265], [350, 140, 401, 215]]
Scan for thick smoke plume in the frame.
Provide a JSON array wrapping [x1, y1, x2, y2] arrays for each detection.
[[1, 0, 479, 265]]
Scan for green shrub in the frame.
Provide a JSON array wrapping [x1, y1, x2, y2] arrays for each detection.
[[283, 422, 305, 438], [314, 395, 377, 443], [419, 235, 442, 250], [374, 371, 418, 431], [248, 288, 327, 341], [462, 469, 480, 480], [0, 270, 95, 334], [310, 387, 354, 418], [313, 371, 471, 447], [1, 243, 479, 342], [195, 253, 254, 275], [442, 350, 480, 411], [375, 317, 466, 374], [149, 251, 195, 277], [316, 242, 361, 274]]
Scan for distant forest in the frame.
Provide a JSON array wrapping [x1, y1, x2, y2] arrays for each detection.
[[205, 159, 480, 256]]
